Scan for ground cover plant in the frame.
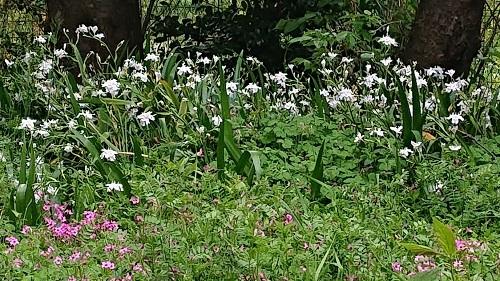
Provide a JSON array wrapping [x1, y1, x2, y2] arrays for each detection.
[[0, 21, 499, 281]]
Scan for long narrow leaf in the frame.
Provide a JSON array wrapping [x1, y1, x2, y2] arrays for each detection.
[[311, 141, 325, 200]]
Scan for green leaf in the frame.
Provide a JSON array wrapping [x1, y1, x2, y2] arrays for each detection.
[[408, 269, 441, 281], [410, 67, 423, 134], [132, 136, 144, 166], [432, 217, 456, 257], [401, 243, 440, 256], [0, 80, 12, 111], [311, 140, 325, 200], [396, 77, 413, 147], [216, 122, 226, 180], [315, 244, 332, 281]]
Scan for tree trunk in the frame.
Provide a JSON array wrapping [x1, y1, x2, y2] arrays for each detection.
[[47, 0, 142, 58], [403, 0, 486, 76]]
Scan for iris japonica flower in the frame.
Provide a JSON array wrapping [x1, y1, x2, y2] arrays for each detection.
[[100, 148, 118, 161], [446, 113, 464, 125], [212, 115, 222, 127], [106, 182, 123, 192], [378, 35, 398, 47], [137, 111, 155, 126]]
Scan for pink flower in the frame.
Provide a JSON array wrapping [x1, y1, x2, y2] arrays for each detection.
[[284, 213, 293, 225], [303, 242, 309, 250], [135, 215, 144, 223], [104, 244, 116, 252], [391, 261, 402, 272], [13, 258, 23, 268], [130, 196, 140, 205], [40, 246, 54, 257], [5, 236, 19, 248], [68, 251, 81, 262], [453, 260, 463, 271], [54, 256, 63, 266], [81, 211, 98, 225], [101, 220, 119, 231], [68, 277, 77, 281], [196, 148, 204, 157], [119, 247, 132, 256], [21, 225, 32, 235], [101, 260, 116, 270], [133, 263, 144, 273], [455, 240, 466, 251]]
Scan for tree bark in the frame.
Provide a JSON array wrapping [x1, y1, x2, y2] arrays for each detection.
[[47, 0, 143, 58], [403, 0, 486, 76]]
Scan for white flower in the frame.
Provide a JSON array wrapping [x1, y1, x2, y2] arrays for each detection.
[[64, 143, 74, 153], [430, 181, 445, 193], [94, 33, 105, 40], [100, 148, 118, 161], [369, 128, 385, 137], [76, 24, 89, 34], [444, 79, 468, 93], [449, 145, 462, 151], [337, 88, 356, 102], [354, 132, 364, 143], [68, 119, 78, 129], [144, 53, 160, 62], [38, 59, 53, 75], [390, 126, 403, 136], [34, 36, 46, 44], [245, 83, 261, 94], [132, 72, 148, 82], [5, 59, 14, 67], [399, 148, 413, 158], [341, 57, 353, 64], [102, 79, 120, 96], [78, 110, 95, 121], [212, 115, 223, 127], [177, 64, 192, 76], [380, 57, 392, 67], [54, 49, 67, 59], [226, 82, 238, 96], [411, 141, 422, 149], [378, 35, 398, 47], [137, 111, 155, 126], [446, 113, 464, 125], [34, 129, 50, 137], [106, 182, 123, 192], [199, 57, 211, 65], [19, 118, 37, 131]]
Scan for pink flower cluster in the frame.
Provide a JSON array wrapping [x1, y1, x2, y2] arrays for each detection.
[[5, 236, 19, 248], [41, 201, 120, 242], [414, 255, 436, 272]]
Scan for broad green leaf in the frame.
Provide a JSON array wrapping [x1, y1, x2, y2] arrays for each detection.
[[401, 243, 440, 256], [432, 218, 456, 257], [408, 268, 441, 281]]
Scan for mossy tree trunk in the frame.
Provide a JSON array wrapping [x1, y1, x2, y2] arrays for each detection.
[[403, 0, 486, 76], [47, 0, 142, 58]]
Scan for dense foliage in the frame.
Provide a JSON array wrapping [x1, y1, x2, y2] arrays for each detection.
[[0, 1, 499, 280]]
